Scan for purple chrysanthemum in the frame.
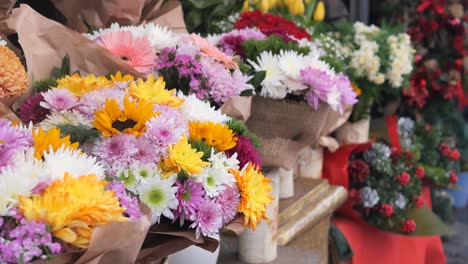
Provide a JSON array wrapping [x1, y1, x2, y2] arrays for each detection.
[[226, 135, 261, 168], [93, 133, 139, 170], [175, 179, 205, 221], [299, 67, 334, 110], [218, 29, 266, 56], [134, 137, 160, 166], [336, 73, 358, 106], [0, 120, 32, 169], [40, 89, 79, 112], [17, 93, 50, 124], [77, 87, 126, 119], [190, 199, 223, 238], [214, 185, 240, 225], [108, 180, 143, 221]]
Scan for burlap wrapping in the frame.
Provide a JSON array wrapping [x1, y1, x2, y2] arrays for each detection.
[[246, 96, 350, 169], [49, 0, 187, 33], [30, 204, 152, 264]]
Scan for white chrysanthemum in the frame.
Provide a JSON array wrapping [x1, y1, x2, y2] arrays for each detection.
[[278, 50, 307, 91], [361, 187, 380, 208], [133, 23, 179, 51], [42, 145, 105, 183], [39, 110, 91, 131], [0, 149, 44, 216], [304, 55, 335, 76], [138, 175, 178, 223], [84, 23, 123, 40], [206, 33, 222, 46], [394, 193, 407, 209], [326, 85, 342, 112], [248, 51, 287, 99], [196, 150, 238, 197], [178, 93, 230, 124]]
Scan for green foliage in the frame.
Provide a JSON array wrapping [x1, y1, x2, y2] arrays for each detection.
[[189, 140, 213, 161], [241, 36, 310, 62], [57, 124, 100, 146], [33, 54, 72, 93], [226, 119, 261, 148]]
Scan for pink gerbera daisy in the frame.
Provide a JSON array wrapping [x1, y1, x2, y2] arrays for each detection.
[[40, 89, 79, 112], [97, 31, 157, 74]]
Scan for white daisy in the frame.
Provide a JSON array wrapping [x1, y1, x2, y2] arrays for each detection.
[[39, 110, 91, 131], [278, 50, 307, 91], [42, 145, 105, 183], [196, 150, 238, 197], [138, 175, 178, 223], [134, 23, 178, 51], [84, 23, 123, 40], [0, 149, 44, 216], [178, 93, 230, 124], [206, 33, 222, 46], [248, 51, 287, 99]]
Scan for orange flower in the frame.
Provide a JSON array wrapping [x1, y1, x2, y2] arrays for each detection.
[[0, 46, 28, 98], [190, 34, 239, 70]]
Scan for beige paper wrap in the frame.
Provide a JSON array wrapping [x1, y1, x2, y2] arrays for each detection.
[[48, 0, 187, 33], [335, 118, 371, 145], [239, 169, 279, 263], [245, 96, 351, 170]]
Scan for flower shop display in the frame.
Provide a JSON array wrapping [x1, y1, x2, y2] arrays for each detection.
[[311, 21, 415, 143], [16, 71, 273, 262], [0, 119, 151, 263], [209, 25, 358, 170]]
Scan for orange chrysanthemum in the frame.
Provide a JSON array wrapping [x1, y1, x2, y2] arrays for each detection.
[[19, 173, 127, 248], [33, 127, 79, 160], [231, 163, 274, 230], [188, 121, 237, 151], [0, 46, 28, 98]]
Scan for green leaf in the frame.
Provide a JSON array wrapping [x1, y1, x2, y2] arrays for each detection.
[[249, 71, 266, 89], [240, 89, 254, 96], [33, 78, 57, 93], [58, 124, 100, 145], [405, 205, 453, 236]]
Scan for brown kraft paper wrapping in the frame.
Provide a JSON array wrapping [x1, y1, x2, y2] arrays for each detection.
[[0, 4, 140, 113], [32, 205, 152, 264], [49, 0, 187, 33], [246, 96, 352, 170], [220, 96, 252, 122]]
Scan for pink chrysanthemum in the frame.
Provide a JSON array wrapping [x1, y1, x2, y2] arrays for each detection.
[[40, 89, 79, 112], [97, 31, 157, 74], [77, 87, 126, 119], [0, 120, 32, 168], [190, 199, 223, 238], [214, 185, 240, 225], [93, 133, 139, 170], [134, 137, 160, 167], [175, 179, 205, 221]]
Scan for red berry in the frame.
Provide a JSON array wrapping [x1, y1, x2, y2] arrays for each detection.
[[449, 149, 461, 161], [402, 219, 416, 233], [397, 172, 411, 186], [415, 167, 425, 178], [450, 170, 458, 184], [379, 204, 394, 217]]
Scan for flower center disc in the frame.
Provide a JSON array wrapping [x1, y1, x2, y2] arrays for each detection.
[[112, 119, 137, 132]]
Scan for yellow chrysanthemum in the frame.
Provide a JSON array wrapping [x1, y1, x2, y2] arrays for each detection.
[[351, 82, 362, 96], [0, 45, 28, 98], [160, 135, 210, 177], [128, 75, 184, 108], [19, 173, 127, 249], [110, 71, 134, 82], [33, 128, 79, 160], [231, 163, 274, 230], [92, 96, 154, 137], [188, 121, 237, 151], [56, 73, 113, 97]]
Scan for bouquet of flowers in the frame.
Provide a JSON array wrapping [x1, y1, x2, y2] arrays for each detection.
[[16, 71, 273, 260], [208, 25, 358, 168], [85, 23, 254, 107], [398, 117, 460, 188], [312, 21, 416, 122], [0, 119, 149, 263], [348, 141, 424, 234]]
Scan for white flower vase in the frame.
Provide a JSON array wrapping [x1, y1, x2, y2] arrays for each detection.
[[295, 147, 323, 179], [279, 168, 294, 199], [167, 234, 221, 264], [239, 169, 280, 263], [335, 118, 370, 145]]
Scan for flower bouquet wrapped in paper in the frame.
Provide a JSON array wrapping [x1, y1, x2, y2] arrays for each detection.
[[0, 119, 151, 263], [208, 24, 358, 169], [311, 22, 415, 143], [16, 70, 273, 262]]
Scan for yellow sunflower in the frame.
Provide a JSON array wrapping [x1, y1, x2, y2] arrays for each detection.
[[231, 163, 274, 230], [56, 73, 113, 97], [128, 75, 184, 108], [110, 71, 134, 82], [188, 121, 237, 151], [33, 128, 79, 160], [19, 173, 127, 249], [92, 96, 154, 137], [160, 135, 210, 177]]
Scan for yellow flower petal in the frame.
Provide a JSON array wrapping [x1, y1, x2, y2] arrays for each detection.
[[188, 121, 237, 151], [128, 75, 184, 108]]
